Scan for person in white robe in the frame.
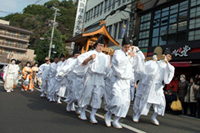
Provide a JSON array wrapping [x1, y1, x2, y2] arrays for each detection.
[[14, 60, 21, 87], [3, 59, 19, 93], [104, 36, 135, 129], [102, 50, 113, 110], [133, 48, 175, 126], [103, 69, 113, 110], [59, 48, 83, 112], [129, 46, 146, 101], [55, 54, 65, 104], [77, 35, 110, 124], [48, 55, 59, 102], [133, 54, 158, 122], [38, 57, 50, 97]]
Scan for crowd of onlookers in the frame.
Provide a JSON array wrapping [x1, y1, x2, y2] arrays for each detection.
[[164, 74, 200, 118]]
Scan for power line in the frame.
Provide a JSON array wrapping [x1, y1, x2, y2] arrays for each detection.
[[0, 10, 14, 14], [34, 0, 42, 4]]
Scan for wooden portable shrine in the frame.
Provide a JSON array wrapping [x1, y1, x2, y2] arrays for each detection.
[[66, 20, 119, 54]]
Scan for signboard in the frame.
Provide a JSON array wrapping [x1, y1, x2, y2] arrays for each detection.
[[172, 45, 191, 57], [71, 0, 87, 49], [73, 0, 87, 37], [119, 21, 128, 39]]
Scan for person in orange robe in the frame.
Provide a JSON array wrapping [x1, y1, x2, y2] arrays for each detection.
[[32, 62, 39, 85], [21, 62, 34, 92]]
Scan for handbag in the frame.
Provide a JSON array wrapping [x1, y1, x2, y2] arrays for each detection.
[[170, 96, 182, 111]]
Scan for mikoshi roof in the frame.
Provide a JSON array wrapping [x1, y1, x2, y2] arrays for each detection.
[[66, 21, 119, 47]]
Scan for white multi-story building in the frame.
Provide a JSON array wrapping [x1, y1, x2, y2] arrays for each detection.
[[83, 0, 134, 49]]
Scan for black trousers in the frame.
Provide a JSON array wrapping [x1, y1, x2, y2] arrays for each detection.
[[197, 100, 200, 118], [190, 102, 197, 116]]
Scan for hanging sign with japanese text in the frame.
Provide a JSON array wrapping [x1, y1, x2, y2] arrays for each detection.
[[172, 45, 191, 57], [73, 0, 87, 37]]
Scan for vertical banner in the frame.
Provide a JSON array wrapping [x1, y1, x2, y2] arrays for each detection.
[[72, 0, 87, 48], [120, 21, 128, 39]]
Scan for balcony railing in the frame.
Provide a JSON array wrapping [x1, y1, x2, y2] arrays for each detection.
[[0, 42, 28, 49], [0, 31, 29, 41]]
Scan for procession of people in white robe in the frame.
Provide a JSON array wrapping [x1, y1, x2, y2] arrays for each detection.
[[3, 35, 175, 129]]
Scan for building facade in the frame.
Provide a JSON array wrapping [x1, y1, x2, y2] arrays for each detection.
[[83, 0, 134, 49], [135, 0, 200, 76], [0, 19, 35, 63]]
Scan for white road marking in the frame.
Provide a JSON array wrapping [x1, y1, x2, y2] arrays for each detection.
[[34, 88, 146, 133]]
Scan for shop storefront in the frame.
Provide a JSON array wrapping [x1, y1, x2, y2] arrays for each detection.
[[137, 0, 200, 76]]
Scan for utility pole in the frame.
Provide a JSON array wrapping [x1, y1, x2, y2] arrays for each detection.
[[48, 7, 60, 58]]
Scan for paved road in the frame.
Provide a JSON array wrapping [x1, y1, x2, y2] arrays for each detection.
[[0, 83, 200, 133]]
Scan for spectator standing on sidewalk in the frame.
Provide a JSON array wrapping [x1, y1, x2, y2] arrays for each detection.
[[177, 74, 189, 115], [195, 75, 200, 118], [185, 77, 199, 117]]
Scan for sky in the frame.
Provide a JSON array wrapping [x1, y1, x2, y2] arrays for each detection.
[[0, 0, 53, 17]]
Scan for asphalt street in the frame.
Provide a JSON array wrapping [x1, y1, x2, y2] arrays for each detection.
[[0, 83, 200, 133]]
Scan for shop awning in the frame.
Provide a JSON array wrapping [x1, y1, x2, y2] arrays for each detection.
[[170, 61, 191, 67]]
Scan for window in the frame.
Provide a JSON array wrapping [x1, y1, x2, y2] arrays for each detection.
[[108, 25, 112, 35], [114, 23, 118, 39], [169, 14, 177, 24], [138, 39, 149, 47], [161, 7, 169, 17], [139, 31, 149, 39], [189, 18, 200, 29], [191, 0, 200, 7], [177, 21, 187, 42], [94, 7, 97, 18], [189, 29, 200, 41], [96, 5, 100, 17], [100, 2, 103, 15], [7, 31, 16, 37], [153, 28, 159, 37], [141, 13, 151, 23], [170, 4, 178, 14], [118, 22, 123, 39], [138, 13, 151, 47], [140, 22, 150, 31], [150, 1, 189, 46], [6, 40, 14, 46], [179, 11, 187, 21], [179, 1, 188, 11], [190, 6, 200, 18], [112, 0, 116, 9], [90, 9, 93, 21], [159, 26, 167, 45], [188, 0, 200, 41], [104, 0, 108, 13], [122, 0, 126, 3], [108, 0, 112, 11], [118, 0, 121, 6]]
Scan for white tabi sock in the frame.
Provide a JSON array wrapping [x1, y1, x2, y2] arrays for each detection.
[[76, 106, 81, 114], [57, 96, 62, 104], [113, 116, 122, 129], [71, 103, 76, 111], [90, 108, 98, 123], [133, 113, 140, 122], [79, 106, 87, 120], [105, 111, 112, 127], [66, 102, 71, 112], [151, 112, 159, 125]]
